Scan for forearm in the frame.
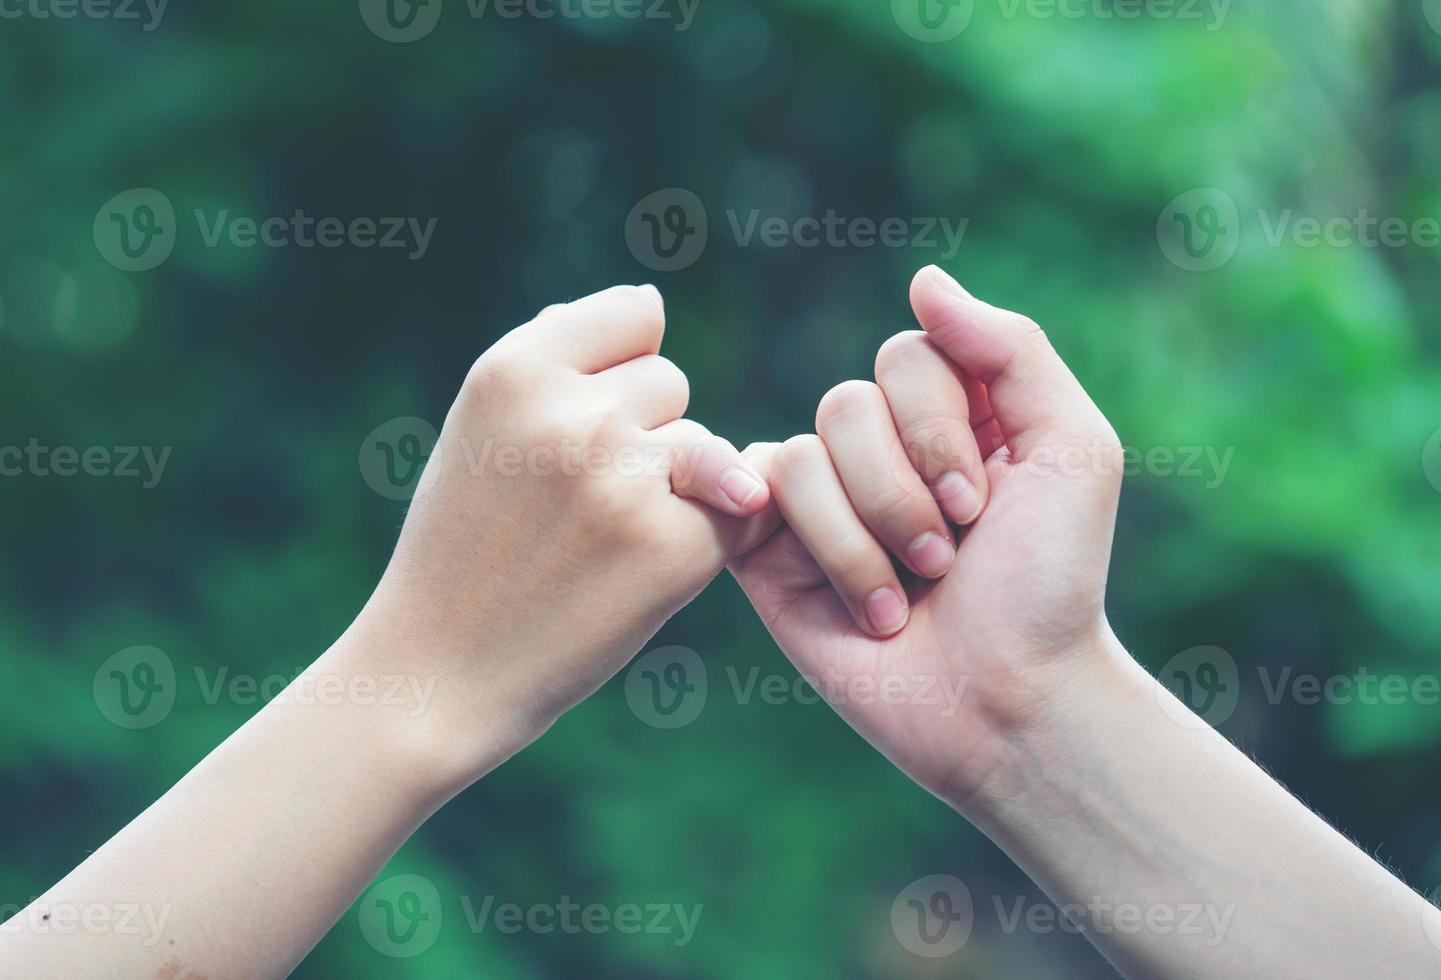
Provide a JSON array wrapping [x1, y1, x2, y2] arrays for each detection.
[[0, 628, 480, 978], [959, 631, 1441, 979]]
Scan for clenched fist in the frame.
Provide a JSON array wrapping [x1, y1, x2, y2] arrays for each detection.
[[352, 284, 779, 785]]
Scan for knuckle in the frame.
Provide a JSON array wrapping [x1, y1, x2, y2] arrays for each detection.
[[865, 480, 930, 531], [827, 534, 886, 588], [901, 419, 966, 481], [656, 356, 691, 405], [1011, 312, 1054, 353], [464, 350, 540, 403], [773, 434, 827, 483], [874, 330, 929, 379], [815, 379, 880, 432], [601, 284, 665, 329], [1090, 423, 1126, 479]]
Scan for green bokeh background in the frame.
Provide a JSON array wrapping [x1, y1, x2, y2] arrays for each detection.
[[4, 0, 1441, 976]]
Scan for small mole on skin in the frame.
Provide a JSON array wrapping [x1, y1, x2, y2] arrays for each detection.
[[42, 914, 50, 921]]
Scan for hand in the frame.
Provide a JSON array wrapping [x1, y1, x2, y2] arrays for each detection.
[[729, 266, 1124, 809], [353, 284, 778, 787]]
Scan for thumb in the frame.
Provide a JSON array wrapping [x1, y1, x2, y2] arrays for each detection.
[[908, 265, 1116, 461]]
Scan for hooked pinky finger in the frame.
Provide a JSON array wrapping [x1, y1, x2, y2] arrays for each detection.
[[653, 419, 771, 518]]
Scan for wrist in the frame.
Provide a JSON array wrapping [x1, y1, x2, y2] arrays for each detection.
[[946, 623, 1153, 823], [318, 615, 548, 805]]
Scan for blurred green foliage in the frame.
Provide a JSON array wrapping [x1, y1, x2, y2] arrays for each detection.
[[3, 0, 1441, 976]]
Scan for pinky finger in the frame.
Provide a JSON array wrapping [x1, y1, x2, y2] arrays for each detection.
[[653, 419, 771, 517]]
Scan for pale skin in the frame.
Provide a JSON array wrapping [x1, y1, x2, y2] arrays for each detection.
[[3, 271, 1438, 978], [0, 284, 779, 978], [730, 265, 1441, 977]]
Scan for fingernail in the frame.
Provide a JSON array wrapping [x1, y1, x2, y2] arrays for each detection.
[[933, 471, 982, 524], [719, 467, 764, 509], [864, 587, 908, 636], [926, 265, 972, 300], [907, 532, 954, 578]]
